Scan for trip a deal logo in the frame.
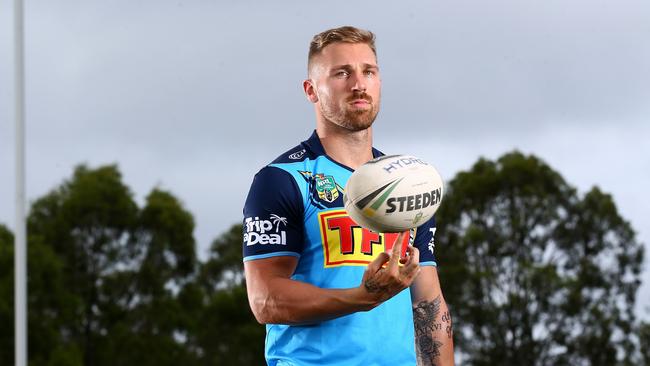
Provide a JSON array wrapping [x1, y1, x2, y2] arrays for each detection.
[[318, 209, 414, 268]]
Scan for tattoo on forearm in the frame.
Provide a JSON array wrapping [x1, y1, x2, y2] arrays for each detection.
[[364, 278, 388, 293], [442, 310, 453, 339], [413, 296, 444, 365]]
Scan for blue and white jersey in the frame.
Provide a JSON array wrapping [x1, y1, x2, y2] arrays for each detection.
[[243, 131, 438, 366]]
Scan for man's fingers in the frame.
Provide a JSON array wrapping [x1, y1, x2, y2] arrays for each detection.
[[400, 244, 416, 265], [402, 258, 419, 278], [406, 245, 420, 269], [387, 231, 406, 271], [366, 251, 390, 275], [411, 245, 420, 263], [404, 245, 419, 266], [401, 246, 420, 278]]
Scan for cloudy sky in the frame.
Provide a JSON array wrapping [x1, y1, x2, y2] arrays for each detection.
[[1, 0, 649, 317]]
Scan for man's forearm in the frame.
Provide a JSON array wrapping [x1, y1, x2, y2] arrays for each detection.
[[413, 295, 454, 366], [247, 239, 420, 326], [249, 276, 375, 325]]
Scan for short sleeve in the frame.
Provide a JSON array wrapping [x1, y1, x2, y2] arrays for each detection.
[[242, 166, 305, 262], [412, 216, 437, 267]]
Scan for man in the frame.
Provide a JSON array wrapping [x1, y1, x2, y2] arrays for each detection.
[[243, 26, 454, 366]]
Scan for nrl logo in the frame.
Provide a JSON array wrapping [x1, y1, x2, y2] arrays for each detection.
[[299, 171, 344, 205], [298, 170, 343, 203], [314, 173, 339, 203]]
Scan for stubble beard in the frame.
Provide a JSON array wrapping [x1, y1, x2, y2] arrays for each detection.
[[319, 95, 380, 132]]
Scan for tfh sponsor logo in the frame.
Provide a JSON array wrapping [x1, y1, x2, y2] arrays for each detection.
[[318, 209, 414, 267], [244, 214, 287, 246]]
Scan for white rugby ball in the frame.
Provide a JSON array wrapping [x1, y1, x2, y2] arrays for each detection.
[[344, 155, 444, 233]]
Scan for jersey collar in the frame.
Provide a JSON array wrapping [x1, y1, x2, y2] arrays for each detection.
[[303, 130, 383, 160]]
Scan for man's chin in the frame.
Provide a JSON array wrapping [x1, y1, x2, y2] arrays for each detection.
[[343, 112, 377, 131], [344, 122, 373, 132], [321, 106, 378, 131]]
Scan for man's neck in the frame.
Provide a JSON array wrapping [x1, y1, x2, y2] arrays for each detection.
[[316, 123, 374, 170]]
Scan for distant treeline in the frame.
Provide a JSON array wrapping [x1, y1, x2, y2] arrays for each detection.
[[1, 152, 649, 365]]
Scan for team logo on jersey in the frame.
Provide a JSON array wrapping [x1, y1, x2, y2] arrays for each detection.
[[314, 174, 339, 203], [318, 209, 415, 267], [299, 171, 344, 207], [243, 214, 288, 246]]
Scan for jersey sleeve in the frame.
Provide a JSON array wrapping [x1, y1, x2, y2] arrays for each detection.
[[242, 166, 305, 262], [412, 216, 437, 267]]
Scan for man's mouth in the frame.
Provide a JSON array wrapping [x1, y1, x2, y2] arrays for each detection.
[[350, 99, 371, 106]]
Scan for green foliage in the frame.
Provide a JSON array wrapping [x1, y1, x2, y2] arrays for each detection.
[[190, 224, 266, 365], [137, 189, 197, 284], [0, 165, 264, 365], [200, 224, 245, 291], [26, 165, 140, 365], [436, 151, 645, 365], [13, 165, 200, 365], [0, 224, 14, 365], [1, 223, 78, 366], [190, 285, 265, 365], [640, 322, 650, 365]]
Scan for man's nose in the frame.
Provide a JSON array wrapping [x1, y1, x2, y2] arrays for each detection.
[[350, 71, 367, 92]]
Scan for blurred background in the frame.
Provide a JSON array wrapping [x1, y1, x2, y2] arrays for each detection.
[[1, 0, 649, 364]]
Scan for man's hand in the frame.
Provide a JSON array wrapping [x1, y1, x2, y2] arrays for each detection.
[[360, 232, 421, 305]]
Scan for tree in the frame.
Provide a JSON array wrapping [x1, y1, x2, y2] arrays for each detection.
[[1, 223, 82, 366], [0, 224, 15, 365], [2, 164, 266, 365], [189, 224, 266, 365], [436, 151, 645, 365], [199, 224, 246, 290], [640, 322, 650, 365], [25, 165, 199, 365], [95, 188, 199, 366], [27, 165, 138, 365]]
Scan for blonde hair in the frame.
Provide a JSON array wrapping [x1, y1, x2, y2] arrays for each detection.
[[308, 26, 376, 71]]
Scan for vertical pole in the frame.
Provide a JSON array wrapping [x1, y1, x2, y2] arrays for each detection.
[[14, 0, 27, 364]]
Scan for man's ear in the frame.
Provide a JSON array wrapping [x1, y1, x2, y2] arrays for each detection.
[[303, 79, 319, 103]]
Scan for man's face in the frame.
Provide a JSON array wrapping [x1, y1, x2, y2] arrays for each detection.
[[307, 42, 381, 131]]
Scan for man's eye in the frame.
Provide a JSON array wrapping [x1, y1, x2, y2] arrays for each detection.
[[336, 71, 349, 78], [364, 70, 376, 77]]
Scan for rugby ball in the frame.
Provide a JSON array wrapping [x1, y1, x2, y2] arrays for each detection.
[[344, 155, 443, 233]]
